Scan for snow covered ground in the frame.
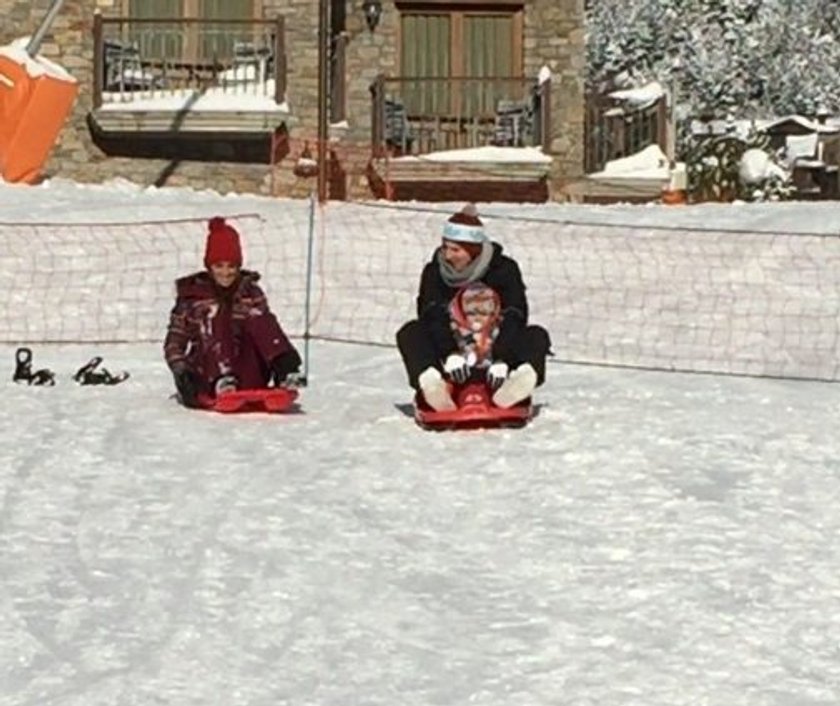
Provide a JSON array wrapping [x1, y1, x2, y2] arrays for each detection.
[[5, 175, 840, 234], [2, 340, 839, 706], [1, 179, 840, 705]]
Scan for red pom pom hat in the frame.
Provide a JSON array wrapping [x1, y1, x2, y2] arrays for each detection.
[[204, 216, 243, 268]]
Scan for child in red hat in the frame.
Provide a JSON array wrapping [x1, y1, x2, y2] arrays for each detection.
[[164, 216, 302, 408], [396, 204, 550, 411]]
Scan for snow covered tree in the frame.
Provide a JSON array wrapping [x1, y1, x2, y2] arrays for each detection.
[[587, 0, 840, 144]]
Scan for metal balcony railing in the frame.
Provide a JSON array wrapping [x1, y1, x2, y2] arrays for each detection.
[[370, 75, 552, 158], [92, 15, 287, 109]]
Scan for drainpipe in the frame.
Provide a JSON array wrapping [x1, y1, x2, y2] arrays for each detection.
[[25, 0, 68, 57]]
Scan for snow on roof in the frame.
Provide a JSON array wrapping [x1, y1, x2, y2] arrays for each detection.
[[0, 39, 76, 83], [785, 133, 819, 164], [689, 119, 763, 139], [608, 81, 665, 110], [391, 146, 552, 164], [760, 114, 839, 134], [99, 84, 289, 113]]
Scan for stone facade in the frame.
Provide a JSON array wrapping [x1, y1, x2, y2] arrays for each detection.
[[0, 0, 584, 199]]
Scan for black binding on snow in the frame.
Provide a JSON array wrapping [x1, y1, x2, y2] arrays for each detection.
[[73, 356, 130, 386], [13, 347, 56, 386]]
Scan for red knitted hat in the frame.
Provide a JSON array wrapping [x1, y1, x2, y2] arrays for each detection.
[[204, 217, 242, 268]]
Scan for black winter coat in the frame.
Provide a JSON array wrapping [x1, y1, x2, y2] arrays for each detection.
[[416, 243, 528, 362]]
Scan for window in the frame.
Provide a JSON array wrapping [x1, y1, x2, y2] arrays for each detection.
[[398, 4, 523, 116]]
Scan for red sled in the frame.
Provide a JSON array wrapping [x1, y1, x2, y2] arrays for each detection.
[[414, 381, 532, 430], [197, 387, 299, 414]]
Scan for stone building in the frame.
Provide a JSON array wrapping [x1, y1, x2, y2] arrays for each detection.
[[0, 0, 584, 200]]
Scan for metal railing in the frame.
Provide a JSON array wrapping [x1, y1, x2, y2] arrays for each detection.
[[370, 75, 551, 158], [584, 93, 668, 173], [92, 15, 287, 109]]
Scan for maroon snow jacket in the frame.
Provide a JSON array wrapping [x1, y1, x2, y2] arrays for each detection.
[[164, 269, 296, 390]]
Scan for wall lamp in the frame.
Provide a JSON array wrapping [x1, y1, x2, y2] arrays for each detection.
[[361, 0, 382, 31]]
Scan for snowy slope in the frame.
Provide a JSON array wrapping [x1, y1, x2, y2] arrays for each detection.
[[1, 179, 839, 705]]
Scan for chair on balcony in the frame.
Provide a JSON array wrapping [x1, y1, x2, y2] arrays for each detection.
[[385, 98, 414, 155], [227, 40, 274, 87], [493, 98, 534, 147], [103, 39, 161, 92]]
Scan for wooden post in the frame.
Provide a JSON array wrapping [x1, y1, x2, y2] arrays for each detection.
[[540, 77, 552, 154], [370, 74, 384, 158], [273, 16, 286, 104], [92, 12, 104, 110], [317, 0, 329, 202], [657, 95, 669, 160], [330, 32, 347, 122]]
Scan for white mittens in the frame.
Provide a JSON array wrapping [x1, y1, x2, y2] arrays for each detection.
[[486, 361, 509, 390], [443, 353, 471, 384]]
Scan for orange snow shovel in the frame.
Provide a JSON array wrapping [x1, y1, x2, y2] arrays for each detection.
[[0, 0, 78, 184]]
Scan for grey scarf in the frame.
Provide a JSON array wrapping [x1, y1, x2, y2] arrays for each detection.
[[437, 241, 494, 287]]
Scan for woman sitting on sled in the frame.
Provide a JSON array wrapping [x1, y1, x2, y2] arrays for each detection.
[[164, 216, 302, 409], [396, 204, 551, 412]]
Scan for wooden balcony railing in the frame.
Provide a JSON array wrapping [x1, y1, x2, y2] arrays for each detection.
[[92, 15, 287, 110], [370, 75, 551, 158], [584, 93, 668, 173]]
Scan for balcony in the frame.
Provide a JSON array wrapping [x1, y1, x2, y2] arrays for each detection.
[[89, 15, 291, 137], [368, 75, 552, 200]]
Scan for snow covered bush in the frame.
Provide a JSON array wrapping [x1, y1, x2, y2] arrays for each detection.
[[685, 130, 792, 202]]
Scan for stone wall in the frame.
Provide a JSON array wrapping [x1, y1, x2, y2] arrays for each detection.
[[0, 0, 584, 200], [524, 0, 586, 197]]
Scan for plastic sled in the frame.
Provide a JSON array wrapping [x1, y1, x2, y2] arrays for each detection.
[[414, 381, 532, 430], [197, 387, 299, 414]]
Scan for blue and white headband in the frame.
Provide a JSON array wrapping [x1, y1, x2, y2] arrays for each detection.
[[442, 220, 487, 244]]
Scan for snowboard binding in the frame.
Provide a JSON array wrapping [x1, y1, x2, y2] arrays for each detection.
[[13, 347, 56, 386], [73, 356, 130, 386]]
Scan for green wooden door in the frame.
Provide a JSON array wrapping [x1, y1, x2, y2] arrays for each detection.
[[463, 14, 515, 115], [400, 11, 517, 117], [400, 13, 451, 115]]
